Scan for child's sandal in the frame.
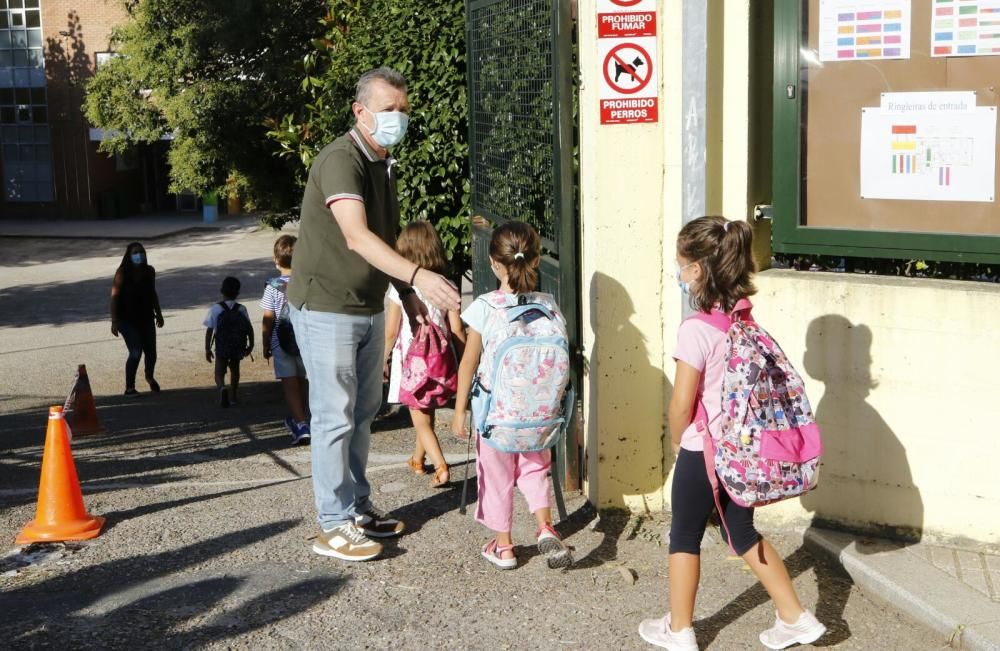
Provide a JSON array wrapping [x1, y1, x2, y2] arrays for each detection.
[[407, 457, 426, 475], [429, 464, 449, 488], [481, 539, 517, 570]]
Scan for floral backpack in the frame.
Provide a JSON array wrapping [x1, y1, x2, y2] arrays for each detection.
[[691, 298, 823, 518], [470, 292, 573, 452], [398, 322, 458, 409]]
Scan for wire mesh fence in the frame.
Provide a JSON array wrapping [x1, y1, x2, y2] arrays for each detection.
[[468, 0, 558, 250]]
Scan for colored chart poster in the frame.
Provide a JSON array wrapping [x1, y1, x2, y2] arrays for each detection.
[[859, 102, 997, 202], [819, 0, 912, 61], [931, 0, 1000, 57]]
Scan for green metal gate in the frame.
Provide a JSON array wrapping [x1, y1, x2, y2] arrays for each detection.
[[465, 0, 581, 489]]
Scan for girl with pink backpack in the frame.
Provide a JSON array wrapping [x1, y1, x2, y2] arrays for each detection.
[[383, 222, 466, 489], [638, 217, 826, 650]]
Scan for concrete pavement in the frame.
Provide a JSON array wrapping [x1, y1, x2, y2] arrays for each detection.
[[0, 212, 260, 240]]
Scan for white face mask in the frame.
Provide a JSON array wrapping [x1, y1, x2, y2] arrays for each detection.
[[363, 105, 409, 148]]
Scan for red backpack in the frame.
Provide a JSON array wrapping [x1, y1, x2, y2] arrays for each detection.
[[398, 322, 458, 409]]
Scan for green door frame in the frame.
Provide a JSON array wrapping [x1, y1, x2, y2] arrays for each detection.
[[465, 0, 582, 490]]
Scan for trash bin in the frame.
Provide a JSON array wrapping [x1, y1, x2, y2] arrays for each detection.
[[202, 190, 218, 223]]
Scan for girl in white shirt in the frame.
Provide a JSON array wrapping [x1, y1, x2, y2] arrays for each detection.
[[383, 222, 466, 488]]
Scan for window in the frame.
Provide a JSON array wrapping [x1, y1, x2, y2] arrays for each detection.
[[772, 1, 1000, 264], [0, 0, 52, 202]]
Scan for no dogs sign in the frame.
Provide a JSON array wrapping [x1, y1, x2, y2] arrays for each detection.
[[596, 1, 658, 125], [598, 37, 658, 124]]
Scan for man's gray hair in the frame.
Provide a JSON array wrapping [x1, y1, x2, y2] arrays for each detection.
[[355, 67, 407, 105]]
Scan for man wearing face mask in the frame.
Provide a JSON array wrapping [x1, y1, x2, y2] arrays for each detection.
[[288, 67, 461, 562]]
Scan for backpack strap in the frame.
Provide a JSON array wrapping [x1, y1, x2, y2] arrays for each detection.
[[269, 277, 289, 294], [689, 310, 732, 333], [218, 301, 232, 312], [702, 432, 740, 556], [689, 297, 755, 333], [505, 302, 554, 323]]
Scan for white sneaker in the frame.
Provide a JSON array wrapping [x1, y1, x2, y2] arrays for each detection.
[[638, 613, 698, 650], [759, 610, 826, 649]]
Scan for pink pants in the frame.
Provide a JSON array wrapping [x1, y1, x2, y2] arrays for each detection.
[[475, 436, 552, 532]]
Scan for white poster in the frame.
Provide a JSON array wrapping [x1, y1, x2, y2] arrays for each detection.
[[860, 104, 997, 202], [931, 0, 1000, 57], [819, 0, 912, 62]]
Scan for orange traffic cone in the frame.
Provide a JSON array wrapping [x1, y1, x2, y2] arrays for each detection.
[[65, 364, 104, 436], [15, 406, 104, 544]]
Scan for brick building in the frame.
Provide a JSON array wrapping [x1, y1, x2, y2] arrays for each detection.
[[1, 0, 168, 219]]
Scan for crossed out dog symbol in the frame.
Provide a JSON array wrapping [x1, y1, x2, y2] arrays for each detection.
[[613, 56, 644, 84]]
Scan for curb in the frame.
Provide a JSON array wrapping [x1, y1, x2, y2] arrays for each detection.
[[804, 528, 1000, 651], [0, 226, 221, 241]]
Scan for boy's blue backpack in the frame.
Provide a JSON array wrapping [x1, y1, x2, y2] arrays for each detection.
[[471, 292, 573, 452], [214, 302, 252, 360], [267, 278, 299, 357]]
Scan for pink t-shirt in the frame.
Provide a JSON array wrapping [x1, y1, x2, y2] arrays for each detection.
[[673, 318, 728, 451]]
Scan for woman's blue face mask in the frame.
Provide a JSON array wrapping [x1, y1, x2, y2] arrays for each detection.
[[130, 252, 144, 265]]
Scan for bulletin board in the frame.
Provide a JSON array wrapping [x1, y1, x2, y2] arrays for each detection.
[[802, 0, 1000, 236]]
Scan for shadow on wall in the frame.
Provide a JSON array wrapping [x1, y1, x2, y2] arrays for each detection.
[[44, 11, 91, 87], [801, 314, 924, 539], [587, 272, 671, 510]]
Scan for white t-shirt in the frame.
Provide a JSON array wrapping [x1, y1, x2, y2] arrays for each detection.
[[386, 285, 450, 403], [459, 290, 526, 341], [203, 300, 250, 329]]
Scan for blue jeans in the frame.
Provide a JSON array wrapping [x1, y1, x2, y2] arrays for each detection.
[[119, 319, 157, 390], [289, 304, 384, 529]]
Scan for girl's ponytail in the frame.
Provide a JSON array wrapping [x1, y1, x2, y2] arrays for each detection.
[[677, 216, 756, 312], [490, 222, 541, 294]]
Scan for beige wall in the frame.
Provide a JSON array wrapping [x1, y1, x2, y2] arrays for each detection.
[[578, 0, 671, 511], [578, 0, 1000, 542], [747, 272, 1000, 541]]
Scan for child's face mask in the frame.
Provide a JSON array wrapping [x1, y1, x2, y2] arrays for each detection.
[[130, 252, 144, 265], [675, 260, 698, 295]]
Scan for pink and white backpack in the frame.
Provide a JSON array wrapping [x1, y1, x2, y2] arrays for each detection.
[[398, 322, 458, 410], [692, 299, 822, 510]]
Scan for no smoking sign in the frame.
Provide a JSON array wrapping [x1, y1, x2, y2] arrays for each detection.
[[598, 36, 657, 124], [597, 0, 656, 37], [597, 0, 656, 10]]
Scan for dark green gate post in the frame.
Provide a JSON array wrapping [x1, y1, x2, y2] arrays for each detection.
[[465, 0, 581, 495]]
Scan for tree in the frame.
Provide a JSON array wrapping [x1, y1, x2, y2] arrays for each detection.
[[83, 0, 328, 208], [266, 0, 470, 269]]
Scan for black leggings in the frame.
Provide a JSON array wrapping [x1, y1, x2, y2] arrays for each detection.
[[669, 448, 761, 556], [120, 319, 157, 389]]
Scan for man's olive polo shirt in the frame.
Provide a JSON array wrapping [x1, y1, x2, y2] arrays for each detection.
[[288, 126, 400, 315]]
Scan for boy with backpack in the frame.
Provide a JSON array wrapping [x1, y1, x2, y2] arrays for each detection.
[[204, 276, 254, 407], [260, 235, 310, 445]]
